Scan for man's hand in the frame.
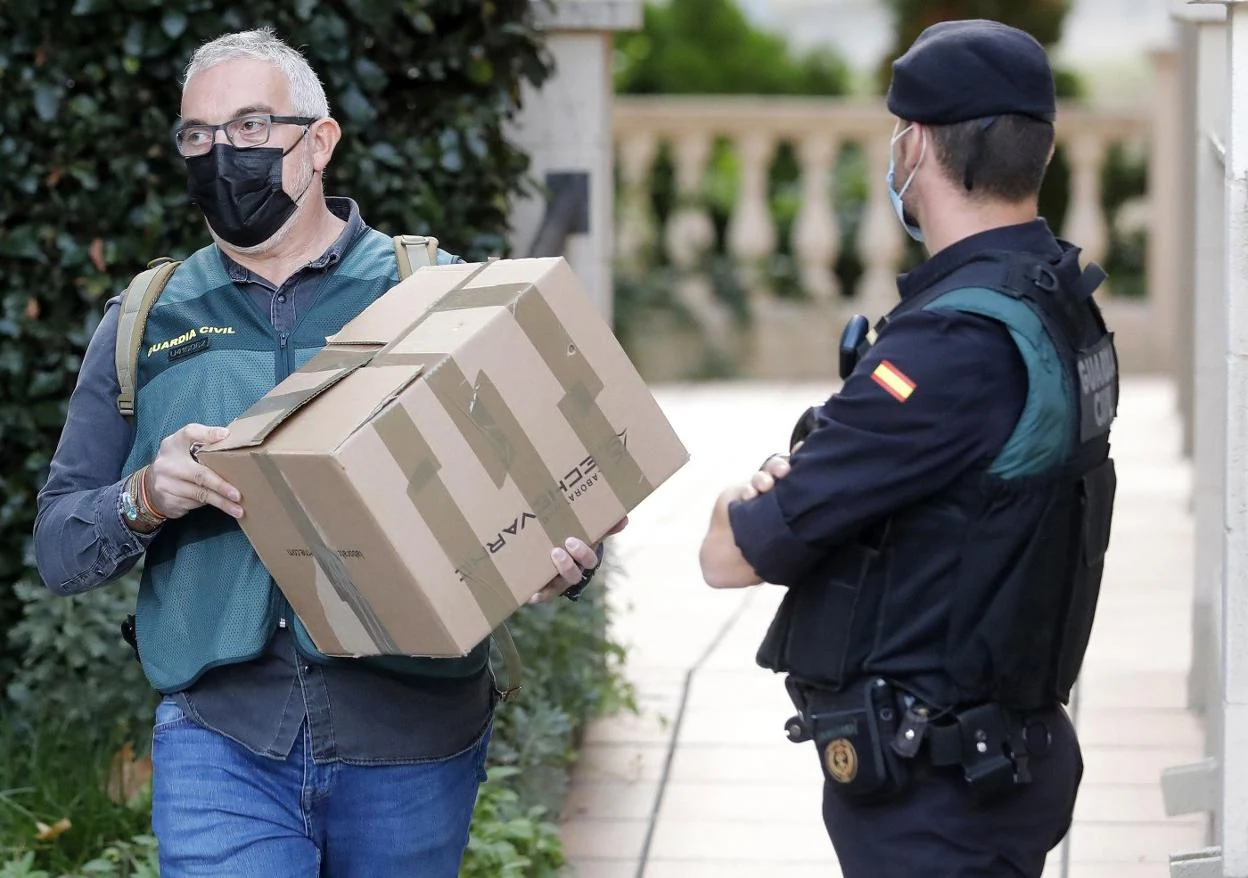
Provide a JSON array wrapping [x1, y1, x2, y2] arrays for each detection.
[[739, 453, 792, 501], [700, 452, 793, 589], [146, 424, 244, 519], [529, 516, 630, 604]]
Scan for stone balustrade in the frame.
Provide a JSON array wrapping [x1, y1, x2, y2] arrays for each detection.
[[612, 90, 1175, 382]]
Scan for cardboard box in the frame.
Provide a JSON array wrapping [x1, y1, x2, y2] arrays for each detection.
[[200, 257, 688, 658]]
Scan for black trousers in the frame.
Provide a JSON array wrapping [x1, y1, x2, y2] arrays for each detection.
[[822, 705, 1082, 878]]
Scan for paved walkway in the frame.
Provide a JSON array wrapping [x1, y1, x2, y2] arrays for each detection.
[[559, 377, 1205, 878]]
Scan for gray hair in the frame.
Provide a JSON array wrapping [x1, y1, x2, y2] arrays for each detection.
[[183, 27, 330, 119]]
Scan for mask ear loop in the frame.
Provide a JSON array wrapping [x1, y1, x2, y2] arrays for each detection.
[[898, 127, 927, 200], [283, 123, 318, 206]]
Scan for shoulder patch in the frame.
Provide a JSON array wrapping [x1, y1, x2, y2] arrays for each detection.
[[871, 360, 916, 402]]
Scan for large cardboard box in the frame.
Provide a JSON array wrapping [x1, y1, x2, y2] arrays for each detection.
[[201, 257, 688, 658]]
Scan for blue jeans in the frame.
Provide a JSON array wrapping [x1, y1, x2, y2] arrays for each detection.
[[150, 697, 491, 877]]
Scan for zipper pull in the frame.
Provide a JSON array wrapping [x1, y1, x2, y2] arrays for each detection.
[[278, 617, 288, 629]]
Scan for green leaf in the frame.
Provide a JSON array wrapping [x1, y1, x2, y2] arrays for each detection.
[[0, 230, 46, 263]]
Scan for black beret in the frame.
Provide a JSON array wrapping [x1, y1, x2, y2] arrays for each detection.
[[886, 19, 1056, 126]]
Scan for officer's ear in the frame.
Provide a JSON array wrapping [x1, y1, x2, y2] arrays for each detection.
[[907, 123, 930, 172]]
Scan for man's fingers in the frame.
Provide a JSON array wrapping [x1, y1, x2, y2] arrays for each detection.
[[191, 464, 241, 503], [750, 471, 775, 494], [550, 546, 583, 585], [762, 456, 791, 479], [179, 423, 230, 448], [164, 482, 243, 518], [562, 538, 599, 570], [606, 516, 629, 536]]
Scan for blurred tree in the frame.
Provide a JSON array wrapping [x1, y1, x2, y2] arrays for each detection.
[[615, 0, 851, 96]]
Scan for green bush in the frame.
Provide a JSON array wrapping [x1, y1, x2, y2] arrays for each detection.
[[0, 716, 152, 871], [7, 579, 153, 746], [615, 0, 851, 96], [460, 768, 564, 877]]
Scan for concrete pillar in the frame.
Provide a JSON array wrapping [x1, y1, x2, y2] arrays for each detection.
[[1219, 3, 1248, 869], [1173, 28, 1198, 459], [505, 0, 643, 320], [1149, 45, 1184, 379]]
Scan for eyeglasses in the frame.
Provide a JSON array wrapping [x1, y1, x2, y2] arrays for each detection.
[[173, 113, 317, 157]]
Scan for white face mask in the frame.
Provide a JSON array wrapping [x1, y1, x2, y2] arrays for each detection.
[[886, 124, 927, 243]]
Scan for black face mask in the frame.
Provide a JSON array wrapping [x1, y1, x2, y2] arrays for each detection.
[[185, 132, 310, 248]]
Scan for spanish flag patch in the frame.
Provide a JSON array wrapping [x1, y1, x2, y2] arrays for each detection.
[[871, 360, 916, 402]]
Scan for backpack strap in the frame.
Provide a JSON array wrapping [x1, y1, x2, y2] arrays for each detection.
[[491, 622, 524, 701], [392, 234, 439, 279], [115, 258, 181, 418]]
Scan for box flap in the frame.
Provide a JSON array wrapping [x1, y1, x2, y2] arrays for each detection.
[[326, 263, 487, 346], [265, 363, 427, 453], [204, 354, 374, 453]]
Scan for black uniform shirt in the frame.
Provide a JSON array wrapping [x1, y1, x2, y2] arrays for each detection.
[[729, 221, 1064, 585]]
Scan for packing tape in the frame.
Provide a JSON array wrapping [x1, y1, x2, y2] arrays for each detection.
[[510, 289, 653, 510], [374, 262, 495, 359], [233, 364, 360, 437], [425, 359, 590, 545], [253, 454, 400, 653], [300, 348, 377, 372], [428, 283, 529, 312], [371, 404, 518, 625], [369, 353, 448, 369]]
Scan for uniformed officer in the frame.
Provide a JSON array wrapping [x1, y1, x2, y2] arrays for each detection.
[[698, 19, 1119, 878]]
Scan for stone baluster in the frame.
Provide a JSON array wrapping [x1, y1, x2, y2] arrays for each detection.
[[615, 131, 658, 271], [793, 133, 841, 300], [664, 131, 716, 269], [855, 134, 905, 321], [661, 129, 736, 359], [1061, 132, 1110, 268], [727, 131, 778, 287]]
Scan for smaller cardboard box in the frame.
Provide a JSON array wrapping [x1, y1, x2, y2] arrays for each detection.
[[200, 257, 688, 658]]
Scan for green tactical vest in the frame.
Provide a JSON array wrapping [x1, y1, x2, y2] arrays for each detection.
[[924, 287, 1075, 478], [121, 229, 489, 694]]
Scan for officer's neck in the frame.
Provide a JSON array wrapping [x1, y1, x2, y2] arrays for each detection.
[[918, 193, 1039, 258], [221, 183, 346, 288]]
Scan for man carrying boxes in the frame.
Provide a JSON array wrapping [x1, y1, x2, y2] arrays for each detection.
[[32, 27, 685, 876]]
